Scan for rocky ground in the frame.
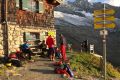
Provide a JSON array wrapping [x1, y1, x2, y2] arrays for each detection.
[[0, 57, 65, 80], [1, 53, 119, 80]]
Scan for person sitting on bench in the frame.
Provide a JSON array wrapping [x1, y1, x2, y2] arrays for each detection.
[[21, 41, 33, 60], [38, 40, 47, 57]]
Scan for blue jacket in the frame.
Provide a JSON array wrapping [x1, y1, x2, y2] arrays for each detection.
[[22, 43, 30, 50]]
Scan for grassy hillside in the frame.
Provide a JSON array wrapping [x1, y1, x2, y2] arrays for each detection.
[[68, 52, 120, 80], [55, 25, 120, 66]]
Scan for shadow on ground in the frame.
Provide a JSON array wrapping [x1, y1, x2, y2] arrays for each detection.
[[30, 69, 55, 74]]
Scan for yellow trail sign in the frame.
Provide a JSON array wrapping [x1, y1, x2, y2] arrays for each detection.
[[94, 23, 115, 29], [94, 16, 115, 22], [94, 9, 115, 16]]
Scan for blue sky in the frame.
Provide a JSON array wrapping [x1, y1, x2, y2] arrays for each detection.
[[67, 0, 120, 6]]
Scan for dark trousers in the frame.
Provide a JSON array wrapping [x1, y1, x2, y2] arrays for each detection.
[[41, 48, 47, 56], [48, 48, 55, 56], [11, 59, 22, 67], [22, 49, 32, 60]]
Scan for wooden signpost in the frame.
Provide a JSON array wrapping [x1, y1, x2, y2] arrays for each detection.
[[94, 4, 115, 80]]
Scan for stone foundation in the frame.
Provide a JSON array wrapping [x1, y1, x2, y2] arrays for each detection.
[[0, 25, 3, 56]]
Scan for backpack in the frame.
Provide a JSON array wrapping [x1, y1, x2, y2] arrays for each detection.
[[64, 64, 74, 77]]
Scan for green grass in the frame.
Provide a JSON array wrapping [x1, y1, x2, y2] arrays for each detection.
[[68, 52, 120, 79]]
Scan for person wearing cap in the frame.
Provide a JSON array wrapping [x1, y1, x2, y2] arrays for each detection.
[[46, 35, 55, 61]]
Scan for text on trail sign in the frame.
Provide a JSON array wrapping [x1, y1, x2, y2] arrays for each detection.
[[94, 16, 115, 23], [94, 22, 115, 29], [94, 9, 115, 29], [94, 9, 115, 16]]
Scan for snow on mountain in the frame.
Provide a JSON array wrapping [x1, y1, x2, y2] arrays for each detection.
[[54, 10, 120, 33], [54, 11, 64, 18], [80, 11, 93, 17], [54, 11, 93, 26]]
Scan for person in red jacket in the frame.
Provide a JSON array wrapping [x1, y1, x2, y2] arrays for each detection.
[[59, 34, 67, 61], [46, 35, 55, 61]]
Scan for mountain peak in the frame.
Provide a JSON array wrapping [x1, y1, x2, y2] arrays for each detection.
[[56, 0, 120, 18]]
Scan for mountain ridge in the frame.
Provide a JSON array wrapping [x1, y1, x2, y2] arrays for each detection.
[[55, 0, 120, 18]]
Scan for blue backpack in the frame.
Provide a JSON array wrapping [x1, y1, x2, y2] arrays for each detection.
[[64, 64, 74, 77]]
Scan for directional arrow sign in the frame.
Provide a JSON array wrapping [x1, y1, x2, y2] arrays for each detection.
[[94, 9, 115, 16], [94, 22, 115, 29], [94, 16, 115, 23]]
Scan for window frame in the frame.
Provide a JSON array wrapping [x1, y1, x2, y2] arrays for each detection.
[[16, 0, 44, 13], [39, 1, 44, 13]]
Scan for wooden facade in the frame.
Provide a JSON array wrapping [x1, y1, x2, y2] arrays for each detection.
[[0, 0, 60, 28], [0, 0, 60, 55]]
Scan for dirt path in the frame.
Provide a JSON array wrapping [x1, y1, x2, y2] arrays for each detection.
[[1, 57, 65, 80]]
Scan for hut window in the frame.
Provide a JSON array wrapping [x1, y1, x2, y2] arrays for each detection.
[[39, 1, 44, 13], [35, 1, 44, 13], [24, 32, 40, 41], [22, 0, 36, 12], [23, 32, 40, 46], [16, 0, 19, 8], [15, 0, 44, 13], [36, 1, 39, 13], [15, 0, 36, 11], [16, 0, 22, 10]]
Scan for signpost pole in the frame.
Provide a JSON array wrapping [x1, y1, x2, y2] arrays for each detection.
[[94, 3, 115, 80], [103, 3, 107, 80], [103, 31, 107, 80]]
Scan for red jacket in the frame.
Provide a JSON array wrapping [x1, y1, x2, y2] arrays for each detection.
[[46, 36, 54, 48]]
